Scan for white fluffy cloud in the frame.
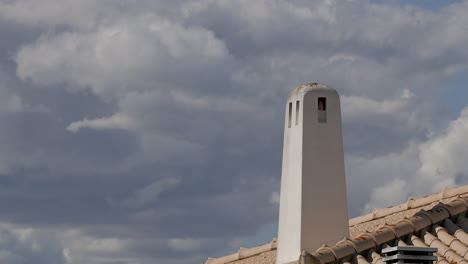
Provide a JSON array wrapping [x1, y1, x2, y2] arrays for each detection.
[[15, 15, 229, 99], [363, 106, 468, 212], [67, 113, 134, 133], [364, 178, 410, 213], [416, 107, 468, 190], [2, 0, 468, 264]]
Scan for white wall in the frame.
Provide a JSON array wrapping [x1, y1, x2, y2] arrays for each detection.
[[276, 84, 349, 264]]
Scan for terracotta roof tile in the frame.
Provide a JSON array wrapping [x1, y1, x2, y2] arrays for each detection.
[[445, 219, 468, 244], [356, 254, 370, 264], [227, 250, 276, 264], [370, 250, 384, 264], [204, 185, 468, 264], [457, 215, 468, 232]]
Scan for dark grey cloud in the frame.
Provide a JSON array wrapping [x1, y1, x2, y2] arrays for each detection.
[[0, 0, 468, 264]]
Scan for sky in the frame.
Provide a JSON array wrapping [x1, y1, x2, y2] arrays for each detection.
[[0, 0, 468, 263]]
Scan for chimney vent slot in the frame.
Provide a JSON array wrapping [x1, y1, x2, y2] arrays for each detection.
[[318, 97, 327, 123], [295, 101, 300, 126]]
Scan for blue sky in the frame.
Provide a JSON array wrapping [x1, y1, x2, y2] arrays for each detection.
[[0, 1, 468, 264], [440, 70, 468, 119]]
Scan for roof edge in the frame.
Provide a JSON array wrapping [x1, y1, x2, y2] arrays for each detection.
[[349, 185, 468, 226], [204, 238, 277, 264], [287, 83, 337, 100]]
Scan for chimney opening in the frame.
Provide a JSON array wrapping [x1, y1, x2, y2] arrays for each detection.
[[288, 102, 292, 128], [318, 97, 327, 123], [318, 97, 326, 110], [295, 100, 300, 126]]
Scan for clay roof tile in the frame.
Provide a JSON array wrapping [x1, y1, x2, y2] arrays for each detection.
[[203, 185, 468, 264]]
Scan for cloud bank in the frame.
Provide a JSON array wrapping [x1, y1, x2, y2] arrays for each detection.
[[0, 0, 467, 263]]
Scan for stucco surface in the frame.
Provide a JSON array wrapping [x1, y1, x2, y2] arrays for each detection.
[[277, 83, 348, 264]]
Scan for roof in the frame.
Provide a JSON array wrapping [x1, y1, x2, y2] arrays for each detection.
[[204, 185, 468, 264]]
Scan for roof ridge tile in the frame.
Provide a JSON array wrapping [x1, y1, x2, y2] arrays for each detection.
[[309, 247, 336, 263], [392, 220, 415, 237], [315, 242, 356, 260], [377, 224, 397, 237], [299, 251, 322, 264], [204, 238, 277, 264], [369, 227, 395, 245], [415, 207, 450, 225], [349, 233, 377, 253], [434, 200, 468, 216], [349, 185, 468, 226]]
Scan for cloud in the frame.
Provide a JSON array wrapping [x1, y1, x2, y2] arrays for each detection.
[[269, 192, 280, 205], [1, 0, 468, 264], [14, 15, 230, 100], [415, 107, 468, 190], [0, 222, 65, 264], [120, 177, 181, 208], [0, 0, 111, 29], [66, 113, 134, 133], [363, 106, 468, 212], [0, 70, 25, 113], [168, 238, 203, 252], [364, 178, 410, 213]]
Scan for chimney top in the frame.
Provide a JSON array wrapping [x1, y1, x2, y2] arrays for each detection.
[[288, 83, 337, 99]]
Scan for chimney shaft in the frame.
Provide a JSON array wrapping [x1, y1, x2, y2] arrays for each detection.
[[276, 83, 349, 264]]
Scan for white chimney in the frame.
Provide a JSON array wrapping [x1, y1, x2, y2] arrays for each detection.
[[275, 83, 349, 264]]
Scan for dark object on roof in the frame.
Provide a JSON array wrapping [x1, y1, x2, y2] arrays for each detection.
[[381, 246, 437, 264]]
